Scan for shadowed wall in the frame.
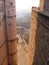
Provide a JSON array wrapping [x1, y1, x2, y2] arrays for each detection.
[[29, 8, 49, 65], [39, 0, 49, 12]]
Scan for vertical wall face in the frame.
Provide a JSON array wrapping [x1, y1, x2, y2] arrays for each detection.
[[29, 8, 49, 65], [39, 0, 49, 12], [39, 0, 44, 11], [5, 0, 17, 65], [29, 8, 38, 65], [0, 0, 8, 65], [0, 0, 17, 65], [44, 0, 49, 12]]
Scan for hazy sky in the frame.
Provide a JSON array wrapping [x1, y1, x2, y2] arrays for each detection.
[[16, 0, 40, 11]]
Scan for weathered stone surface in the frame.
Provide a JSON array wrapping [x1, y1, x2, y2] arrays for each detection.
[[0, 0, 4, 12], [0, 0, 8, 65], [6, 17, 16, 40], [39, 0, 49, 13], [29, 8, 49, 65], [5, 0, 17, 65]]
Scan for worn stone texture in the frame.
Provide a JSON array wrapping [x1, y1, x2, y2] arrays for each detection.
[[29, 8, 49, 65], [5, 0, 17, 65], [39, 0, 49, 13], [0, 0, 17, 65], [0, 0, 8, 65]]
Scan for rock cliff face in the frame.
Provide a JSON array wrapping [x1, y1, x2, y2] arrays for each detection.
[[29, 8, 49, 65]]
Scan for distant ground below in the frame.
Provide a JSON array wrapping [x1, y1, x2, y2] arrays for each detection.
[[16, 11, 31, 29]]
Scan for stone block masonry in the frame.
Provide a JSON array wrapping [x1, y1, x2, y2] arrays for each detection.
[[39, 0, 49, 13], [29, 8, 49, 65], [4, 0, 17, 65], [0, 0, 17, 65], [0, 0, 8, 65]]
